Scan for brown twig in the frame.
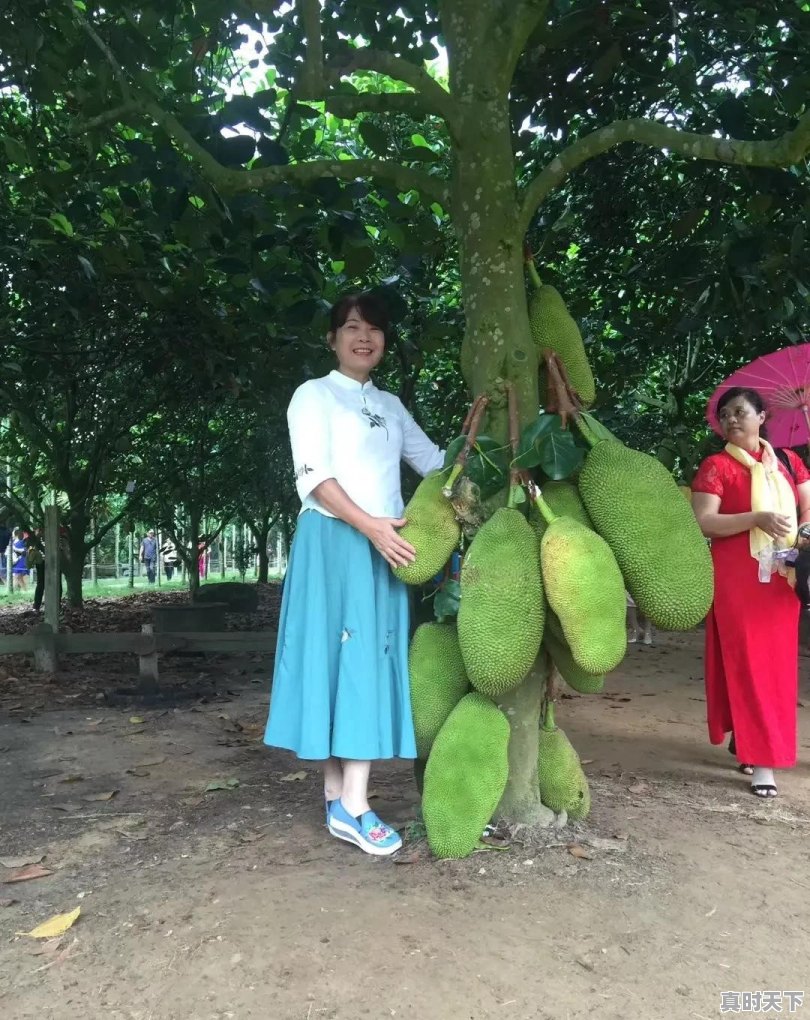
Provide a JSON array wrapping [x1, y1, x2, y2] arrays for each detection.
[[461, 393, 486, 436], [543, 350, 581, 428], [443, 395, 490, 495], [506, 382, 521, 488]]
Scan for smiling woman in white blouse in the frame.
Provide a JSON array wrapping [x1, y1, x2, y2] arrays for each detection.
[[264, 292, 446, 856]]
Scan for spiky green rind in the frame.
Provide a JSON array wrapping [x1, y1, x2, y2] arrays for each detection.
[[393, 469, 460, 585], [409, 622, 470, 759], [458, 509, 545, 696], [423, 693, 510, 859], [578, 441, 713, 630]]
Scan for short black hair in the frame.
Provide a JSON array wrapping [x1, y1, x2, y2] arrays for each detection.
[[717, 386, 767, 416], [328, 292, 392, 344]]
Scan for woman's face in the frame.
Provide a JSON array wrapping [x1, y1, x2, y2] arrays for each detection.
[[329, 309, 385, 381], [718, 396, 765, 446]]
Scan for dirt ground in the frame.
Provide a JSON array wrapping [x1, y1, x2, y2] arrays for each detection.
[[1, 594, 809, 1020]]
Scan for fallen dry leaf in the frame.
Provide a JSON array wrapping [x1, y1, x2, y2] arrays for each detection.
[[393, 849, 424, 865], [3, 863, 53, 884], [58, 775, 85, 784], [205, 778, 240, 792], [126, 767, 151, 778], [0, 897, 18, 907], [580, 759, 594, 766], [238, 831, 266, 844], [135, 756, 166, 767], [628, 783, 650, 795], [280, 771, 308, 782], [16, 906, 81, 939], [567, 844, 593, 861], [0, 854, 44, 869], [128, 716, 145, 725], [82, 791, 118, 803], [51, 802, 82, 813]]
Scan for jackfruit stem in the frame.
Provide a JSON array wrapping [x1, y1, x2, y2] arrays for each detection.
[[573, 413, 600, 450], [543, 349, 581, 428], [506, 381, 522, 490], [442, 462, 464, 497], [533, 492, 557, 526], [542, 698, 557, 732], [445, 395, 490, 497], [526, 259, 543, 291]]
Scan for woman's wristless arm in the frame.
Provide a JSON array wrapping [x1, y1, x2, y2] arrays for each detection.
[[311, 479, 416, 569]]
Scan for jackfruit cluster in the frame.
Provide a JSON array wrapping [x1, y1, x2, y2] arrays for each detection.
[[409, 622, 470, 759], [578, 441, 713, 630], [537, 701, 591, 820], [458, 508, 544, 696], [393, 469, 460, 586], [422, 693, 510, 859], [540, 507, 626, 674], [529, 283, 596, 407]]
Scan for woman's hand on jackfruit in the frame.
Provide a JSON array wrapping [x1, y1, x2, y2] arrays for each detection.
[[362, 516, 417, 568], [755, 511, 793, 539]]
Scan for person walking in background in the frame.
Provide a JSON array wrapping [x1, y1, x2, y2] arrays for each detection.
[[691, 386, 810, 798], [139, 529, 157, 584], [0, 522, 11, 583], [626, 592, 654, 646], [160, 537, 179, 581], [264, 291, 445, 856], [11, 529, 28, 590]]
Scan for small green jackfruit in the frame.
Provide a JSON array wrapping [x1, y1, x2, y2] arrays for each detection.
[[423, 692, 510, 859], [539, 504, 626, 674], [531, 481, 593, 541], [458, 508, 544, 696], [578, 441, 713, 630], [529, 283, 596, 406], [409, 622, 470, 759], [544, 609, 605, 694], [393, 469, 460, 586], [537, 701, 590, 820]]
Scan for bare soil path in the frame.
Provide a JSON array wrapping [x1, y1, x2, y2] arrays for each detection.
[[1, 595, 808, 1020]]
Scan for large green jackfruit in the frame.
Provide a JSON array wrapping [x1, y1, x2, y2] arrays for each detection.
[[409, 622, 470, 759], [529, 284, 596, 406], [578, 440, 713, 630], [423, 692, 510, 859], [537, 701, 590, 820], [539, 504, 626, 674], [531, 480, 593, 540], [544, 609, 605, 694], [457, 508, 544, 696], [393, 469, 460, 586]]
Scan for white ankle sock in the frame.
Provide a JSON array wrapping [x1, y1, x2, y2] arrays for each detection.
[[751, 767, 775, 788]]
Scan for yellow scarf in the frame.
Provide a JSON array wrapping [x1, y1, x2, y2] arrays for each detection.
[[725, 439, 797, 559]]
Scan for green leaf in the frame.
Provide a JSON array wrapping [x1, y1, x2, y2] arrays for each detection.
[[508, 483, 526, 507], [77, 255, 96, 280], [577, 413, 618, 444], [358, 121, 390, 156], [48, 213, 74, 236], [401, 145, 441, 163], [513, 414, 563, 469], [538, 431, 584, 480], [434, 579, 460, 621], [2, 135, 29, 166]]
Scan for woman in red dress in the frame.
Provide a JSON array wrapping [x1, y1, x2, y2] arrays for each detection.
[[692, 387, 810, 797]]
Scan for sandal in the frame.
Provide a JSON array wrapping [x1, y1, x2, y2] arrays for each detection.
[[750, 784, 778, 799], [737, 763, 754, 776]]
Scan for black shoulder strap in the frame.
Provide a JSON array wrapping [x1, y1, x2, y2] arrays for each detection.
[[775, 447, 794, 479]]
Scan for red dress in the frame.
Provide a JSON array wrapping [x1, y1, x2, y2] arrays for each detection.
[[691, 448, 808, 767]]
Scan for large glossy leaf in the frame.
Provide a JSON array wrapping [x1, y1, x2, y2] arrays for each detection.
[[538, 431, 584, 480]]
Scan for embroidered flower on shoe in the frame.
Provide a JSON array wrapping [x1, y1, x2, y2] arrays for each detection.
[[367, 823, 391, 842]]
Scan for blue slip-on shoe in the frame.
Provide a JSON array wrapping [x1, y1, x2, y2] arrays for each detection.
[[327, 800, 402, 856], [324, 795, 336, 825]]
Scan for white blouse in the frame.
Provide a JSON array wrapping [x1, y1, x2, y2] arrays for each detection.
[[287, 370, 445, 518]]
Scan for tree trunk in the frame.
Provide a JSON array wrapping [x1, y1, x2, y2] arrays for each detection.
[[187, 511, 201, 594], [64, 511, 88, 607], [450, 92, 550, 824]]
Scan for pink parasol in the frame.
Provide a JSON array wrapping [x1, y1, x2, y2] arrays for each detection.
[[707, 343, 810, 449]]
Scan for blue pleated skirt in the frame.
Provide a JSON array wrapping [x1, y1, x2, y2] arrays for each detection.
[[264, 510, 416, 761]]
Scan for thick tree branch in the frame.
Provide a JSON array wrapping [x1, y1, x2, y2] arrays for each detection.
[[520, 112, 810, 232], [296, 0, 456, 130], [325, 93, 433, 121], [75, 102, 137, 133], [138, 97, 452, 208], [494, 0, 551, 84], [70, 6, 131, 101]]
